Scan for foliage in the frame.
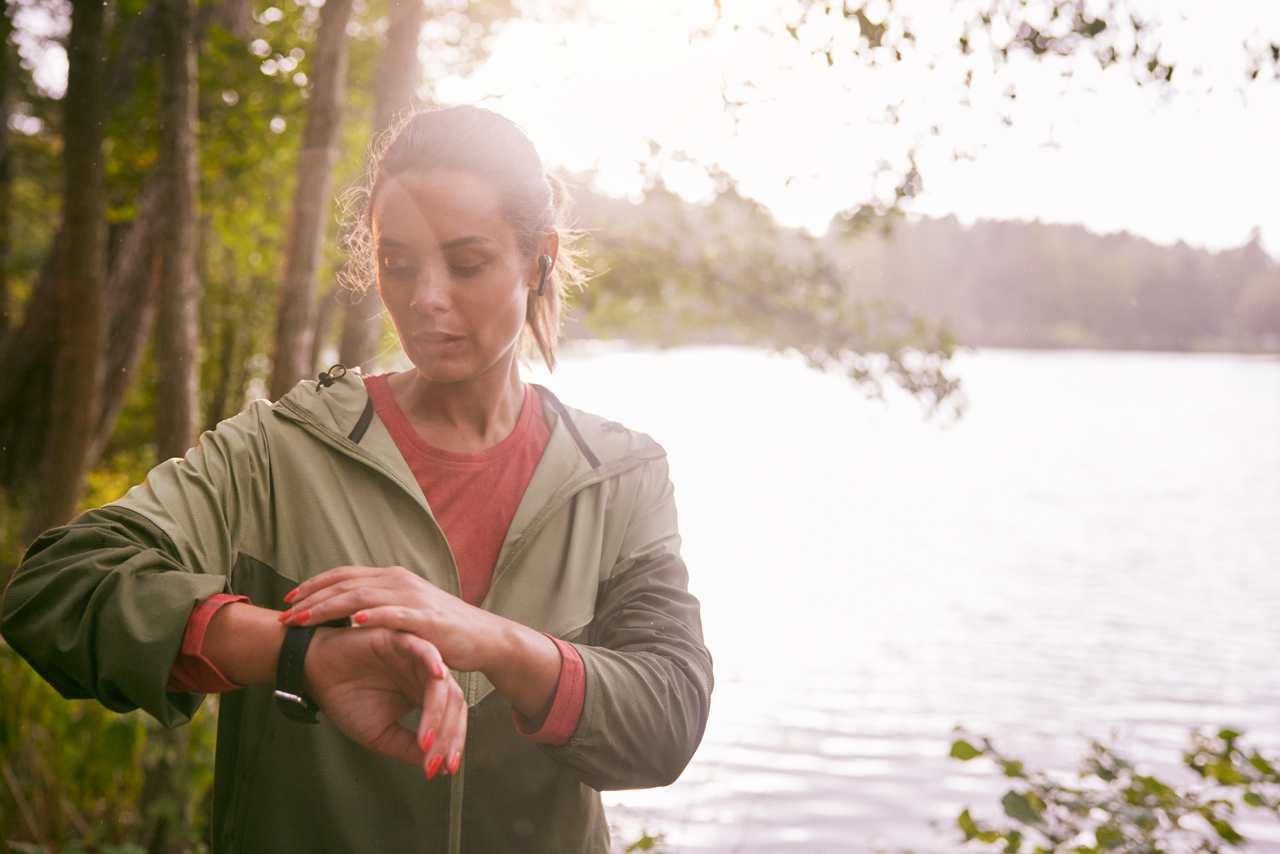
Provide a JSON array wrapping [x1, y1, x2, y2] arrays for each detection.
[[945, 731, 1280, 854], [574, 182, 966, 419], [0, 641, 219, 853], [621, 830, 667, 852]]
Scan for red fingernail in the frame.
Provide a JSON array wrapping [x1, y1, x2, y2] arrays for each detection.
[[284, 589, 298, 603], [277, 608, 293, 623], [294, 609, 311, 624], [354, 611, 369, 625], [426, 755, 442, 779], [447, 751, 460, 775], [435, 662, 447, 680], [420, 730, 435, 752]]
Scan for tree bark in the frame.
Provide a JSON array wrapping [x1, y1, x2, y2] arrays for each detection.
[[22, 0, 108, 543], [89, 178, 164, 465], [336, 0, 422, 371], [154, 0, 201, 460], [203, 244, 239, 431], [269, 0, 355, 400], [0, 8, 12, 340]]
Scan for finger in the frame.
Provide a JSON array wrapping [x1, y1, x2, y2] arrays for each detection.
[[365, 716, 425, 767], [343, 603, 440, 637], [440, 676, 468, 776], [286, 570, 434, 625], [418, 670, 452, 778], [286, 588, 415, 628], [390, 632, 461, 779], [285, 564, 410, 605], [422, 672, 467, 779]]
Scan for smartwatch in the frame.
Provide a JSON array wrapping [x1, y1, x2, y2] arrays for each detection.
[[274, 625, 320, 723]]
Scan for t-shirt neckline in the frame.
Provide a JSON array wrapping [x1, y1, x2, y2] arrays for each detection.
[[364, 374, 542, 466]]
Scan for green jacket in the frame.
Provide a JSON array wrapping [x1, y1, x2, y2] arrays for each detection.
[[1, 373, 713, 853]]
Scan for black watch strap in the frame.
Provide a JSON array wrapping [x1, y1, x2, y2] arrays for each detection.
[[274, 625, 320, 724]]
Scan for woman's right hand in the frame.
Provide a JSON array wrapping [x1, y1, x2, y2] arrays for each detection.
[[303, 625, 467, 779]]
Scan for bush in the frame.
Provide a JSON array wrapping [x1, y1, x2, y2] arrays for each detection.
[[0, 641, 218, 854], [946, 730, 1280, 854]]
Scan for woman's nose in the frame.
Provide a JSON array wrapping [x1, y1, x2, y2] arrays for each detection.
[[409, 266, 449, 314]]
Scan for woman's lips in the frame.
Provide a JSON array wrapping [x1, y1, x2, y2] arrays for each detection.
[[412, 332, 465, 352]]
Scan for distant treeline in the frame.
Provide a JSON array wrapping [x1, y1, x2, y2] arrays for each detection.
[[571, 184, 1280, 354], [835, 216, 1280, 352]]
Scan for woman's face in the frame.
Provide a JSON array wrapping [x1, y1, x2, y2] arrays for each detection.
[[372, 169, 544, 385]]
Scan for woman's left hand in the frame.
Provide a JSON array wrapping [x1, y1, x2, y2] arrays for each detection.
[[282, 565, 496, 672], [282, 564, 565, 724]]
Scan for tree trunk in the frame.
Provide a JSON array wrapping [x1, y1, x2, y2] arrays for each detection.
[[0, 231, 62, 486], [0, 8, 12, 339], [89, 178, 164, 465], [203, 244, 239, 431], [336, 0, 422, 371], [154, 0, 200, 460], [269, 0, 355, 400], [22, 0, 108, 543]]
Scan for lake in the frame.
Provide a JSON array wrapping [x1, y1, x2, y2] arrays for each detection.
[[525, 344, 1280, 854]]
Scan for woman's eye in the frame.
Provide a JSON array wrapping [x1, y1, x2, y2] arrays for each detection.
[[451, 262, 484, 277], [380, 255, 415, 277]]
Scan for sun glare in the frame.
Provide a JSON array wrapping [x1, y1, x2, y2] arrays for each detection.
[[438, 0, 1280, 255]]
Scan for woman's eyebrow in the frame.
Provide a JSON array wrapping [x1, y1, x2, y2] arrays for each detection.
[[439, 235, 494, 250], [377, 236, 494, 252]]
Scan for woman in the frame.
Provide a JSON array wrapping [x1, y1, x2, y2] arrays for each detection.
[[0, 105, 713, 853]]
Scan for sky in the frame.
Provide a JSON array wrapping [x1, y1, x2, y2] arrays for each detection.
[[435, 0, 1280, 258], [10, 0, 1279, 258]]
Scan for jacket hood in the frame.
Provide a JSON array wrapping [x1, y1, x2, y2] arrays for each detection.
[[269, 369, 667, 489]]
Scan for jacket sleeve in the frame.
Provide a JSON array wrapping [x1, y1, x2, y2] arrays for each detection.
[[0, 406, 271, 727], [546, 456, 714, 790]]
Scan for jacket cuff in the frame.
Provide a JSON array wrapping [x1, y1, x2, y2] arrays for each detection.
[[165, 593, 251, 694], [511, 635, 585, 746]]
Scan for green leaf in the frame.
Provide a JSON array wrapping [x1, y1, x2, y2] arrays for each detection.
[[1218, 729, 1241, 742], [1208, 818, 1244, 844], [626, 833, 664, 852], [1248, 752, 1277, 777], [957, 809, 1002, 845], [1001, 759, 1026, 778], [952, 740, 984, 761], [1095, 825, 1124, 850], [1243, 792, 1266, 808], [1002, 791, 1043, 825], [1004, 829, 1023, 853]]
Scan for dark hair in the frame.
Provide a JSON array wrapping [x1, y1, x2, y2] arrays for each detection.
[[342, 105, 586, 369]]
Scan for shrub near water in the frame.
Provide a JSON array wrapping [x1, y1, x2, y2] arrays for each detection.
[[946, 730, 1280, 854], [0, 641, 218, 854]]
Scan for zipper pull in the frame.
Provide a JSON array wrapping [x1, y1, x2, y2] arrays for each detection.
[[316, 364, 348, 391]]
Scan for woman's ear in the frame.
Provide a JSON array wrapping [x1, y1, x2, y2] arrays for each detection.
[[529, 233, 561, 294], [540, 233, 560, 273]]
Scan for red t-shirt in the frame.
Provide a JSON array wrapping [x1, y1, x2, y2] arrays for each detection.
[[167, 378, 585, 746], [364, 376, 549, 606]]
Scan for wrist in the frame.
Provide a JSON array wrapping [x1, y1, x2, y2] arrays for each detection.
[[300, 626, 340, 696], [482, 620, 561, 722], [202, 603, 288, 686]]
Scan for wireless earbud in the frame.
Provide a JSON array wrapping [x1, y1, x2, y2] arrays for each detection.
[[536, 254, 553, 296]]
